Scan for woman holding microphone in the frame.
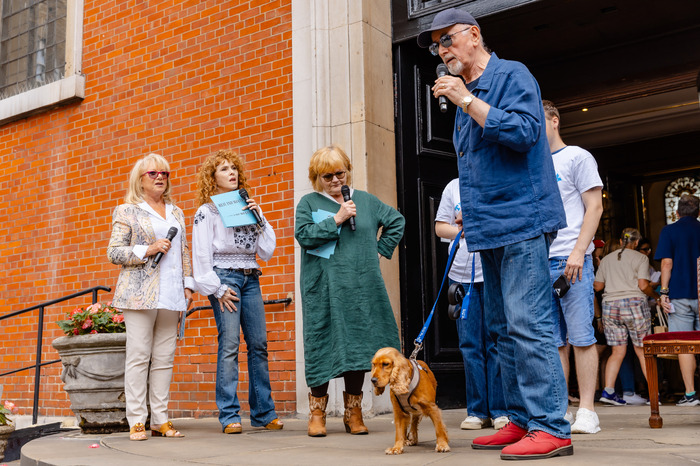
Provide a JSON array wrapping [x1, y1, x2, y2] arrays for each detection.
[[107, 153, 193, 440], [192, 149, 282, 434], [295, 144, 405, 437]]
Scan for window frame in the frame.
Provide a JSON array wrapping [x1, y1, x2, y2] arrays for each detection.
[[0, 0, 84, 126]]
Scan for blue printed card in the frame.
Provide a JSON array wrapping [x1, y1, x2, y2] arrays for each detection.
[[210, 191, 258, 228], [307, 209, 341, 259]]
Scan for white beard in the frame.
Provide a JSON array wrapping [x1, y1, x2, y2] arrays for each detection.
[[447, 60, 463, 75]]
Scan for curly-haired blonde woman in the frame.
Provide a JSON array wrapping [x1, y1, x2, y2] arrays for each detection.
[[192, 150, 282, 434]]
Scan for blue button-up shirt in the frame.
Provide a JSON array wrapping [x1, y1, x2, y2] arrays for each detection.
[[454, 53, 566, 251]]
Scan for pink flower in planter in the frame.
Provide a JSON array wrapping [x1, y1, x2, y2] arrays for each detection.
[[57, 302, 126, 336], [3, 401, 18, 414]]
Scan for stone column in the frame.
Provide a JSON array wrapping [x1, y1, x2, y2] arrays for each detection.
[[292, 0, 397, 416]]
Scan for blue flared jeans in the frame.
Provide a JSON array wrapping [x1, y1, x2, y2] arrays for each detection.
[[452, 280, 508, 420], [209, 268, 277, 429], [480, 234, 571, 438]]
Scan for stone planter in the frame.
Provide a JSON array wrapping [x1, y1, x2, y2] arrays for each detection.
[[52, 333, 128, 434], [0, 423, 15, 461]]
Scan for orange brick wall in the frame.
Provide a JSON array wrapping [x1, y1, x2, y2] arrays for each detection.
[[0, 0, 296, 419]]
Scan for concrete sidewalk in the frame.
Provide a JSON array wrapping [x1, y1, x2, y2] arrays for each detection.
[[14, 404, 700, 465]]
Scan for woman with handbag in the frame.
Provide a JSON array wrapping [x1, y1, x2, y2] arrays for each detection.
[[593, 228, 660, 406]]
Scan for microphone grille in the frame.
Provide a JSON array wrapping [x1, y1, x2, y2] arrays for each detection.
[[436, 64, 449, 75]]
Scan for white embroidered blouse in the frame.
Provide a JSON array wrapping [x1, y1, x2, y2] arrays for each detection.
[[192, 203, 276, 299]]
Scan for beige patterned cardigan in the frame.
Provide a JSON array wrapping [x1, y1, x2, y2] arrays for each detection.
[[107, 203, 193, 310]]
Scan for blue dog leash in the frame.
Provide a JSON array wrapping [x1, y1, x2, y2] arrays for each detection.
[[410, 229, 464, 360]]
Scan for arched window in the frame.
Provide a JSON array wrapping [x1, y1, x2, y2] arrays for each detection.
[[664, 176, 700, 224]]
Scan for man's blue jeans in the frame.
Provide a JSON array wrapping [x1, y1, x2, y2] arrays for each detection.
[[453, 280, 508, 420], [480, 234, 571, 438], [209, 268, 278, 429]]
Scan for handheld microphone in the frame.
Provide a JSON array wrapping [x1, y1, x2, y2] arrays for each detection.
[[436, 64, 449, 113], [340, 185, 355, 231], [239, 188, 265, 227], [151, 227, 178, 268]]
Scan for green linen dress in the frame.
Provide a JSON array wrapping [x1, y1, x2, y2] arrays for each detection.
[[295, 190, 405, 388]]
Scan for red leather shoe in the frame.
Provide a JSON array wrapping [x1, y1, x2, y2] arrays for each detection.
[[500, 430, 573, 460], [472, 421, 527, 450]]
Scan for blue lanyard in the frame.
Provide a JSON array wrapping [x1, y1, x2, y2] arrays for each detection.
[[460, 253, 476, 320]]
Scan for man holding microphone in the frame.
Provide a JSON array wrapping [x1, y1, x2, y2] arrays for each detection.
[[418, 8, 571, 460]]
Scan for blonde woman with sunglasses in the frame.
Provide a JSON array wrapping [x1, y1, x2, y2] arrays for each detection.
[[295, 144, 405, 437], [107, 153, 194, 440]]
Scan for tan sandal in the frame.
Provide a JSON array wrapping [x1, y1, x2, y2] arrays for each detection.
[[151, 421, 184, 438], [224, 422, 242, 434], [264, 418, 284, 430], [129, 422, 148, 441]]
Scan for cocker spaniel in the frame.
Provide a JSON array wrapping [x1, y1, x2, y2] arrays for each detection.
[[370, 347, 449, 455]]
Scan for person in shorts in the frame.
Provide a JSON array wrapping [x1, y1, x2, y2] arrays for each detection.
[[543, 100, 604, 433], [593, 228, 659, 405]]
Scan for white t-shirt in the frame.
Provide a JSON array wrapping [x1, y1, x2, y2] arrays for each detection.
[[435, 179, 483, 283], [549, 146, 603, 258]]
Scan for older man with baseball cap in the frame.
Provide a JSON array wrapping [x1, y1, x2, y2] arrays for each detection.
[[418, 8, 572, 460]]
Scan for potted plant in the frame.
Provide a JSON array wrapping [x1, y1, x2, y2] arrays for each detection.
[[0, 400, 18, 461], [52, 303, 129, 433]]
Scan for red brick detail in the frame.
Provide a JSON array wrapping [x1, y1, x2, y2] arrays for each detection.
[[0, 0, 296, 419]]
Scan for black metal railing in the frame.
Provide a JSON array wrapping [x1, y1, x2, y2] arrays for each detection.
[[1, 289, 291, 425], [0, 286, 111, 424], [0, 292, 292, 424], [186, 297, 292, 317]]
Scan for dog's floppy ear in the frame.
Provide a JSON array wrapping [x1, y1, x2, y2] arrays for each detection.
[[389, 351, 412, 395]]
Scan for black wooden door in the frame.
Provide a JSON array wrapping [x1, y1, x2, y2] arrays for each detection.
[[394, 39, 466, 408]]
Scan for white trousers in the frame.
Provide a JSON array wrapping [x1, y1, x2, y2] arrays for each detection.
[[123, 308, 179, 427]]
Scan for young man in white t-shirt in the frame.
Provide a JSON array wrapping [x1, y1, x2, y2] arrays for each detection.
[[435, 179, 508, 431], [543, 100, 604, 434]]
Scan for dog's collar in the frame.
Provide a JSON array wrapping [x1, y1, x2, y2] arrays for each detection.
[[396, 359, 423, 414]]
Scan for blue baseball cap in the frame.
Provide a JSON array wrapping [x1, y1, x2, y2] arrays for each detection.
[[417, 8, 480, 48]]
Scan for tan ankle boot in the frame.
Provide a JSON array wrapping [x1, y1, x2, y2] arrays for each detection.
[[343, 391, 368, 435], [308, 393, 328, 437]]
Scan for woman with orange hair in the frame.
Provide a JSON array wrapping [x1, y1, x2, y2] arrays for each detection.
[[192, 150, 282, 434], [295, 144, 405, 437]]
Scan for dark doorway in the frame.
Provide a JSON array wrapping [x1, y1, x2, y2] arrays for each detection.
[[392, 0, 700, 408], [394, 38, 466, 407]]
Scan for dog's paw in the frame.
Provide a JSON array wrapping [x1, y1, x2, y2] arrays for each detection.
[[385, 446, 404, 455], [405, 435, 418, 446], [435, 442, 450, 453]]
